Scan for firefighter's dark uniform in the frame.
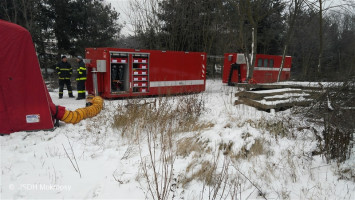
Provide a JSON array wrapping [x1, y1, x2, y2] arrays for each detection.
[[56, 61, 74, 98], [76, 60, 87, 99]]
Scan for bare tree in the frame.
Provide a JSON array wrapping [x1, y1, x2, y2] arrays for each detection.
[[317, 0, 324, 74], [0, 0, 18, 23], [277, 0, 304, 82], [0, 0, 37, 32], [237, 0, 257, 81], [127, 0, 163, 49], [237, 0, 284, 81], [301, 0, 352, 78]]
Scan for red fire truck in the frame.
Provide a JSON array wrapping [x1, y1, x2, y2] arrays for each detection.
[[222, 53, 292, 84], [84, 48, 206, 98]]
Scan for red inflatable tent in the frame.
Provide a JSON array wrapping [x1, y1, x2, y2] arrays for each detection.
[[0, 20, 64, 134]]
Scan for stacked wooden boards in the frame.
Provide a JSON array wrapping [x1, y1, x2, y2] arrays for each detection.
[[235, 88, 313, 112]]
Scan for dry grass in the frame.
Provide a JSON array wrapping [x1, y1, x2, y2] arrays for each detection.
[[232, 138, 267, 161], [338, 167, 355, 182], [239, 117, 294, 139], [112, 94, 206, 141], [181, 155, 241, 200], [182, 160, 216, 187], [176, 128, 215, 158], [111, 94, 209, 200], [177, 136, 205, 157], [219, 141, 234, 155], [249, 139, 265, 156]]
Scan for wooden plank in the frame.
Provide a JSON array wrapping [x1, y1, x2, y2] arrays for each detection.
[[235, 97, 312, 111], [230, 83, 316, 90], [235, 89, 304, 100], [231, 82, 352, 91], [263, 96, 308, 102], [263, 93, 311, 102]]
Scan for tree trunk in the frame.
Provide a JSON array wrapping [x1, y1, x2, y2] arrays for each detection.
[[246, 27, 257, 81], [12, 0, 18, 23], [318, 0, 323, 74], [277, 0, 303, 82], [277, 44, 288, 82]]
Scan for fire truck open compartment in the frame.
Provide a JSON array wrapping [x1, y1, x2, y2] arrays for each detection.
[[222, 53, 292, 84], [85, 48, 206, 98], [110, 52, 130, 93]]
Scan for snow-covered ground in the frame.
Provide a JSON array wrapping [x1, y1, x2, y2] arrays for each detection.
[[1, 80, 354, 199]]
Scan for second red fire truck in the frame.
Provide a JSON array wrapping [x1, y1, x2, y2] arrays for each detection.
[[222, 53, 292, 85]]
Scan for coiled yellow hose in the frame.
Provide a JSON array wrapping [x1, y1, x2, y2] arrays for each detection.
[[61, 96, 104, 124]]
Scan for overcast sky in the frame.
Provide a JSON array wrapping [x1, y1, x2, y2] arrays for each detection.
[[105, 0, 134, 36]]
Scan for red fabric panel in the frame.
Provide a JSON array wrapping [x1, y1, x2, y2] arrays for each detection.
[[0, 20, 54, 134], [56, 106, 66, 120], [0, 85, 11, 132], [48, 101, 66, 120], [45, 86, 66, 120]]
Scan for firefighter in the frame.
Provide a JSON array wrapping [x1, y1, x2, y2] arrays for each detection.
[[76, 56, 87, 100], [56, 56, 74, 99]]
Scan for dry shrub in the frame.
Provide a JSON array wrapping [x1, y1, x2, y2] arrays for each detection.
[[219, 141, 234, 155], [182, 155, 239, 200], [177, 136, 204, 157], [113, 94, 206, 140], [249, 139, 265, 156], [243, 117, 294, 139], [338, 166, 355, 182], [322, 125, 353, 163], [112, 95, 207, 200], [182, 160, 216, 187], [182, 155, 224, 186], [139, 125, 175, 200], [301, 81, 355, 164], [233, 138, 266, 160]]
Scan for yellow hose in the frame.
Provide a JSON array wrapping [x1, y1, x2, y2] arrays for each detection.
[[61, 96, 104, 124]]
